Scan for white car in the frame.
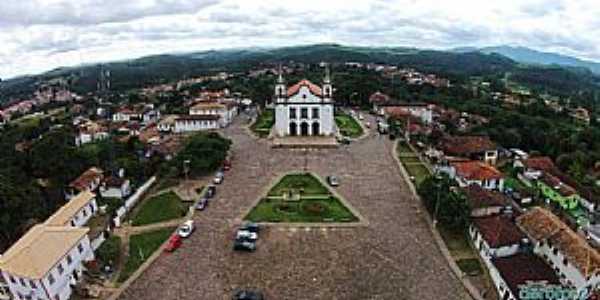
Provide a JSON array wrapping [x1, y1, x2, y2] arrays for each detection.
[[178, 220, 195, 238], [236, 230, 258, 241], [213, 172, 224, 184], [358, 113, 364, 120]]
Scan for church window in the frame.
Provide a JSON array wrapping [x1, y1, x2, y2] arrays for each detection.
[[312, 108, 319, 119], [301, 108, 308, 119], [290, 108, 297, 119]]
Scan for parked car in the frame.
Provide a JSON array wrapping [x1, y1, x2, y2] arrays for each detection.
[[195, 198, 208, 211], [365, 122, 371, 128], [233, 239, 256, 252], [164, 234, 182, 252], [236, 230, 258, 241], [327, 175, 340, 187], [239, 222, 260, 233], [358, 113, 364, 120], [178, 220, 195, 238], [338, 136, 351, 145], [214, 172, 224, 184], [232, 289, 264, 300], [205, 185, 216, 198], [223, 159, 232, 171]]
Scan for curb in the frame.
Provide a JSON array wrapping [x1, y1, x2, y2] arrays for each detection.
[[391, 141, 484, 300]]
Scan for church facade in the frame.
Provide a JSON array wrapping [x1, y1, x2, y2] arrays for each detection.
[[273, 71, 335, 137]]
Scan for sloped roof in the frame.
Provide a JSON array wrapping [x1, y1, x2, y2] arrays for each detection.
[[463, 185, 510, 209], [45, 190, 96, 226], [369, 92, 391, 104], [287, 79, 323, 97], [523, 156, 558, 173], [441, 135, 497, 156], [517, 207, 600, 278], [0, 225, 89, 278], [452, 161, 504, 181], [492, 252, 560, 298], [69, 167, 103, 192], [539, 173, 577, 197], [472, 214, 525, 248]]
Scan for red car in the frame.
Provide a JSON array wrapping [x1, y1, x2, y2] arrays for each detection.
[[223, 159, 232, 171], [164, 234, 182, 252]]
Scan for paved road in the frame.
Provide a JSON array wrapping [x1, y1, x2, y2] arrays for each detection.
[[118, 117, 467, 300]]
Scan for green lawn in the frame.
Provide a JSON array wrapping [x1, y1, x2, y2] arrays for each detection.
[[438, 226, 475, 259], [396, 141, 413, 154], [95, 235, 121, 267], [267, 173, 330, 197], [457, 258, 482, 276], [404, 163, 431, 186], [245, 196, 358, 223], [399, 156, 422, 164], [335, 113, 363, 138], [118, 228, 175, 283], [251, 109, 274, 137], [246, 173, 358, 223], [131, 192, 187, 226]]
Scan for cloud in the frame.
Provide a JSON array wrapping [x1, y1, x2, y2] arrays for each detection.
[[0, 0, 599, 79]]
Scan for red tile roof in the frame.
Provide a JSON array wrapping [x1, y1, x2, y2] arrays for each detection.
[[441, 135, 497, 157], [69, 167, 103, 192], [492, 252, 560, 297], [369, 92, 391, 104], [517, 207, 600, 278], [473, 214, 525, 248], [452, 161, 504, 181], [523, 156, 558, 173], [287, 79, 323, 97], [539, 173, 577, 197], [463, 185, 510, 209]]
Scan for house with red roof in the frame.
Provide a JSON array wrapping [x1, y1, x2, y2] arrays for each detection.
[[469, 214, 526, 265], [66, 167, 104, 199], [440, 135, 498, 165], [449, 160, 505, 191]]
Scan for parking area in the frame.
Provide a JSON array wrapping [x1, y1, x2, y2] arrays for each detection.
[[118, 116, 467, 300]]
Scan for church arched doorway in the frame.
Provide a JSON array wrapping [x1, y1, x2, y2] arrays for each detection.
[[312, 122, 320, 136], [300, 122, 309, 136], [289, 122, 298, 136]]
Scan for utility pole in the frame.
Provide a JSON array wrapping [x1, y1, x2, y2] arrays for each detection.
[[183, 159, 191, 200]]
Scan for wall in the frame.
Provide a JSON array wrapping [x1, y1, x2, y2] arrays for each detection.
[[113, 177, 156, 227], [71, 199, 98, 228]]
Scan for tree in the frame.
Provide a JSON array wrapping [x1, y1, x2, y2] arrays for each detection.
[[417, 175, 470, 230]]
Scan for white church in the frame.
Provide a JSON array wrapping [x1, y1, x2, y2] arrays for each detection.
[[273, 70, 335, 137]]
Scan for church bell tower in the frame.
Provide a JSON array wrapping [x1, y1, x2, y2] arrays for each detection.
[[322, 65, 332, 102]]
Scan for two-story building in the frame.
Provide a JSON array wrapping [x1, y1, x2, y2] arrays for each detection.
[[469, 214, 526, 266], [0, 225, 94, 300], [517, 207, 600, 298], [189, 101, 238, 128], [46, 191, 98, 228], [173, 115, 220, 133]]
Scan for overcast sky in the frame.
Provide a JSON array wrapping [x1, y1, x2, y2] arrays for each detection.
[[1, 0, 599, 79]]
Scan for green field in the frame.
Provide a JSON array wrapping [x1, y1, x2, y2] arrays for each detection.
[[131, 192, 187, 226], [251, 109, 275, 137], [267, 173, 330, 196], [335, 113, 363, 138], [245, 173, 358, 223], [95, 235, 121, 267], [118, 228, 175, 283]]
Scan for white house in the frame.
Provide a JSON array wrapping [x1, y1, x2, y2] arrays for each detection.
[[112, 108, 140, 122], [46, 191, 98, 228], [469, 214, 526, 267], [74, 121, 109, 147], [444, 160, 504, 191], [189, 101, 238, 128], [157, 115, 178, 132], [0, 225, 94, 300], [517, 207, 600, 299], [100, 176, 132, 199], [273, 70, 335, 137], [173, 115, 220, 133], [490, 252, 561, 300], [66, 167, 103, 199]]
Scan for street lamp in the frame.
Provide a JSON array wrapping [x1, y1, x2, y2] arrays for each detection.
[[183, 159, 191, 200], [433, 174, 443, 227]]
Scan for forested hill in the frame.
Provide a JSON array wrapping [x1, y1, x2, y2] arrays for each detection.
[[1, 44, 600, 103]]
